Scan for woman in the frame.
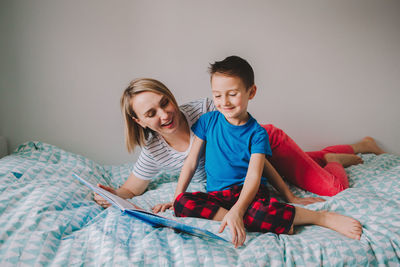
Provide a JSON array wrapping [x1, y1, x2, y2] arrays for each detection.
[[94, 78, 384, 209]]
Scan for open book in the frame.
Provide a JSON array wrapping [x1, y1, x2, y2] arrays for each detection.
[[73, 173, 228, 242]]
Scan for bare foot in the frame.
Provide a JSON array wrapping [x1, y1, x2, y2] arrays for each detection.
[[351, 137, 386, 155], [319, 212, 362, 240], [324, 153, 364, 168]]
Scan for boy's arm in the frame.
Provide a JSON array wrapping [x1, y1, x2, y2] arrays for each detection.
[[263, 159, 325, 205], [174, 136, 205, 199], [152, 136, 205, 213], [230, 153, 265, 215], [219, 153, 265, 248]]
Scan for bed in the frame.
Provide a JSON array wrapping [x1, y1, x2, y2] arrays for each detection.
[[1, 141, 399, 266]]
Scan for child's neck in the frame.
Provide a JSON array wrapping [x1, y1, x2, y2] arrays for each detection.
[[225, 112, 250, 126]]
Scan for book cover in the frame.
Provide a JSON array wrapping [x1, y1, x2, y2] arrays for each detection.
[[73, 173, 228, 242]]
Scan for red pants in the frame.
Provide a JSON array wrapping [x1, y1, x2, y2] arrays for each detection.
[[262, 124, 354, 196], [174, 185, 295, 234]]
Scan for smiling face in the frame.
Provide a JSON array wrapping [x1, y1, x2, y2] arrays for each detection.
[[131, 91, 181, 135], [211, 73, 256, 125]]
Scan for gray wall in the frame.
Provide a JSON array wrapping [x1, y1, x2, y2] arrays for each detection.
[[1, 0, 399, 165]]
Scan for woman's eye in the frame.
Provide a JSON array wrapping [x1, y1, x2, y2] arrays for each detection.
[[229, 93, 237, 96], [214, 95, 221, 98], [146, 111, 155, 118], [160, 98, 169, 107]]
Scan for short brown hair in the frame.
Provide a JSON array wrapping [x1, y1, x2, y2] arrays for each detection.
[[208, 55, 254, 89], [120, 78, 178, 153]]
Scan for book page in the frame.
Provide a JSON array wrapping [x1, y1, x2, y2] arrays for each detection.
[[95, 185, 142, 211], [73, 173, 142, 211], [73, 173, 228, 242]]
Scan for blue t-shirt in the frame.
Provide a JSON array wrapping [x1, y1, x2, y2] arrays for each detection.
[[192, 111, 272, 192]]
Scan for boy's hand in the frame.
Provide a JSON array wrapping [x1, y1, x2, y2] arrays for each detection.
[[93, 184, 117, 208], [219, 209, 246, 248], [290, 196, 325, 206], [152, 202, 174, 213]]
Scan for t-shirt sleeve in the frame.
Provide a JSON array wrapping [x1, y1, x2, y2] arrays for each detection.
[[131, 148, 162, 180], [191, 113, 209, 141], [250, 127, 272, 156]]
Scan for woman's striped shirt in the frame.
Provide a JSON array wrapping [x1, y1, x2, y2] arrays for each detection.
[[132, 98, 215, 182]]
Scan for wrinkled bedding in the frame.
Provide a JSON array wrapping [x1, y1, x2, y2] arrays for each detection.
[[1, 141, 400, 266]]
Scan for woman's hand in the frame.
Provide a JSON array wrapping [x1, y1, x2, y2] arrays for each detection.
[[93, 184, 117, 209], [152, 202, 174, 213], [219, 209, 246, 248], [289, 196, 325, 206]]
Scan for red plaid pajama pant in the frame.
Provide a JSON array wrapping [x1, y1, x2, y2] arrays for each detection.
[[173, 184, 295, 234]]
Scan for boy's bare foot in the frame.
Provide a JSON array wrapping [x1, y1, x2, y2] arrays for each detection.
[[319, 212, 362, 240], [351, 137, 386, 155], [324, 153, 363, 167]]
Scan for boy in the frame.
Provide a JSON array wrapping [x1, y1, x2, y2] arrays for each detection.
[[156, 56, 362, 247]]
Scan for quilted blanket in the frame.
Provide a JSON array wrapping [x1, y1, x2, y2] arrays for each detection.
[[0, 141, 400, 266]]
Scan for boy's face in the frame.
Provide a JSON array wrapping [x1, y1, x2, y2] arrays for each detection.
[[211, 72, 256, 125]]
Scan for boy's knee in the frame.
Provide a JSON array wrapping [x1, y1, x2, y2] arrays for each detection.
[[175, 192, 185, 202], [173, 192, 187, 217]]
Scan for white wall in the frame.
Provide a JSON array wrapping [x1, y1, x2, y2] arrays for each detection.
[[1, 0, 399, 165]]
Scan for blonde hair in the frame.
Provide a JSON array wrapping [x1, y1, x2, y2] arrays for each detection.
[[120, 78, 179, 153]]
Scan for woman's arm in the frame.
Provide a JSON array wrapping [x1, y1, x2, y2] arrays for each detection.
[[118, 173, 151, 198], [152, 136, 205, 213], [94, 173, 150, 208], [263, 159, 324, 205], [219, 153, 265, 248]]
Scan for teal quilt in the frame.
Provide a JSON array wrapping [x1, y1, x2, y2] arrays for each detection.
[[1, 141, 400, 266]]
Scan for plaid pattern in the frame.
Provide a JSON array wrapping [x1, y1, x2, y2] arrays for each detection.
[[174, 184, 295, 234]]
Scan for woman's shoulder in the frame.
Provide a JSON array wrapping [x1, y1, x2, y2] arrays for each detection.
[[180, 98, 215, 124], [180, 98, 215, 113]]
